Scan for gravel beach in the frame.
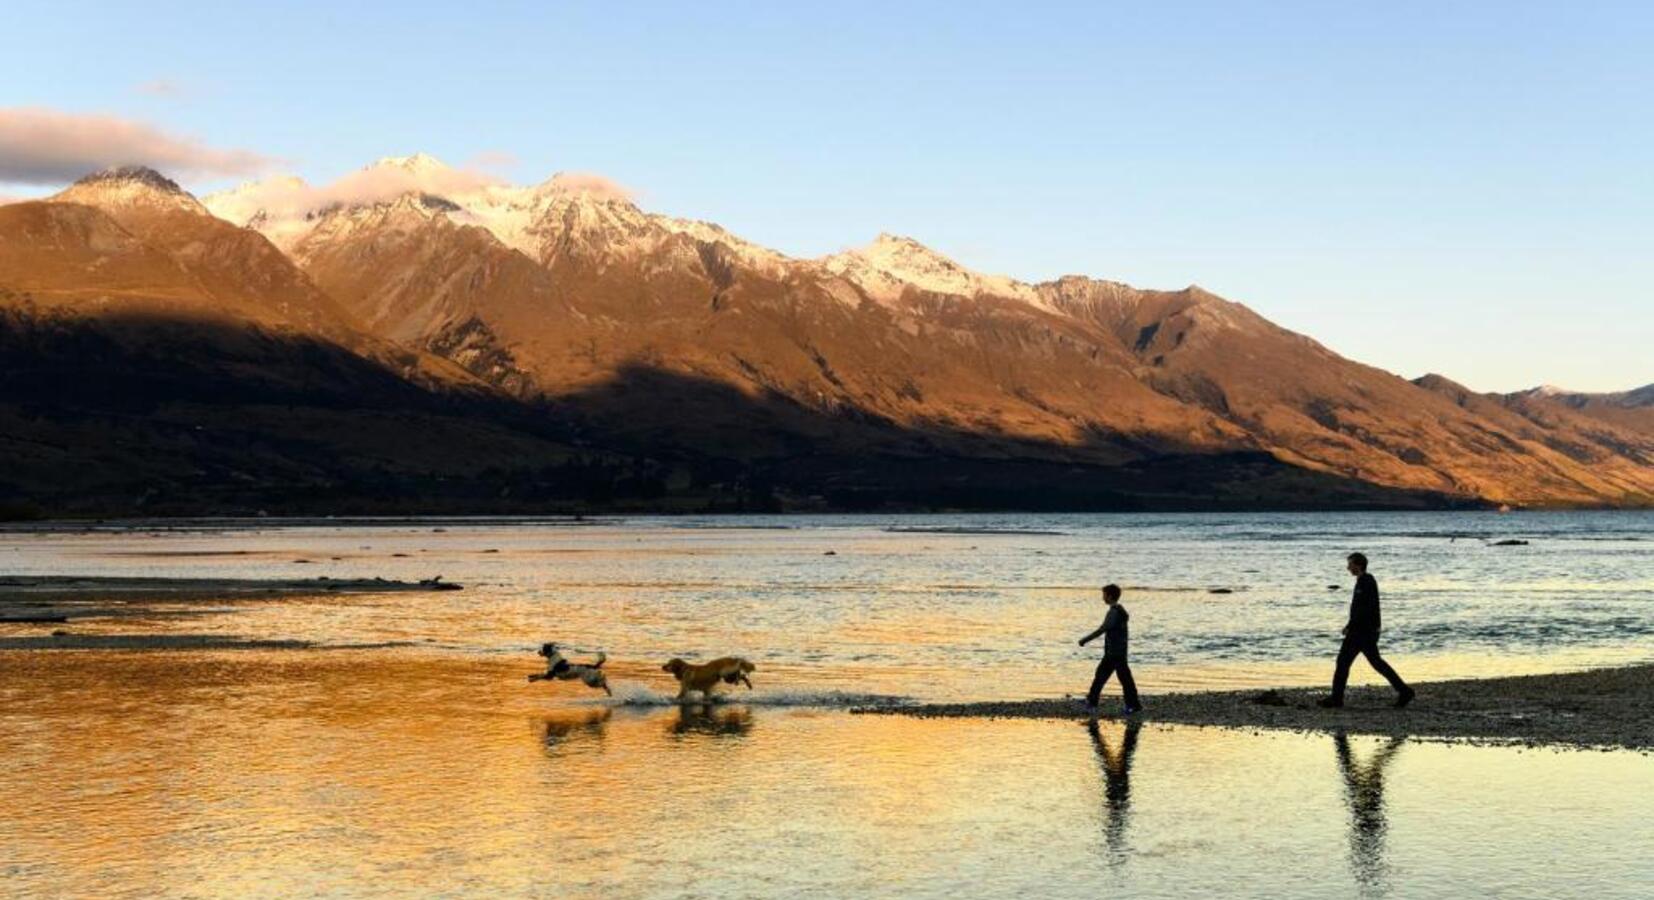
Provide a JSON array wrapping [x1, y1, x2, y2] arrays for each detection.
[[858, 663, 1654, 752]]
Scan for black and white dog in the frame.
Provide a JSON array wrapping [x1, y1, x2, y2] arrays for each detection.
[[528, 643, 611, 695]]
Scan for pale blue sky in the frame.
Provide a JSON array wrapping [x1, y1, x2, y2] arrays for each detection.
[[4, 1, 1650, 392]]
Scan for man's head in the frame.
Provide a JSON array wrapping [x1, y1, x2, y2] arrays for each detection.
[[1102, 583, 1122, 606], [1347, 552, 1368, 575]]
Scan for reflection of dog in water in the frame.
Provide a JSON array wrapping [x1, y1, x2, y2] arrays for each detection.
[[670, 704, 754, 737], [528, 643, 611, 695], [662, 656, 755, 700], [540, 708, 613, 751]]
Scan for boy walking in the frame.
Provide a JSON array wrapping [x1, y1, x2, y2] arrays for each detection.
[[1079, 584, 1143, 718], [1320, 552, 1416, 709]]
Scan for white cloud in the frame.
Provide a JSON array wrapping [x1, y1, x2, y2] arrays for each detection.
[[323, 159, 503, 207], [0, 107, 273, 184], [545, 171, 634, 201], [208, 156, 510, 223]]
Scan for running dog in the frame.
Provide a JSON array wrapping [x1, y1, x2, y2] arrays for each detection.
[[662, 656, 756, 700], [528, 643, 611, 695]]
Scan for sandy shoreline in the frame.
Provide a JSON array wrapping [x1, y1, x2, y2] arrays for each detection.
[[858, 664, 1654, 752]]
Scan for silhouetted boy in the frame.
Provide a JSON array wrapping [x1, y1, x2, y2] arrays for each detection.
[[1320, 553, 1415, 709], [1079, 584, 1142, 718]]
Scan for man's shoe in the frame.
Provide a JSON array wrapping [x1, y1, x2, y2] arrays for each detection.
[[1395, 687, 1416, 709], [1317, 696, 1344, 708]]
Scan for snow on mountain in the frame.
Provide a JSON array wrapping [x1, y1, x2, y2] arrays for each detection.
[[1520, 383, 1654, 409], [201, 155, 1159, 318], [818, 233, 1049, 309], [53, 165, 210, 216], [205, 155, 790, 275]]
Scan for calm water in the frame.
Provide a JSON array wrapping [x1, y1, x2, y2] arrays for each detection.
[[2, 512, 1651, 897]]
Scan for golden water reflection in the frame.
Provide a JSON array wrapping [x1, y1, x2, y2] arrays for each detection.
[[2, 650, 1652, 898]]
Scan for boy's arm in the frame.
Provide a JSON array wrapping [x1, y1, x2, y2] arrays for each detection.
[[1080, 607, 1119, 645]]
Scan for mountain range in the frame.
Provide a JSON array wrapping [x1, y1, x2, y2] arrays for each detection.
[[1, 156, 1649, 516]]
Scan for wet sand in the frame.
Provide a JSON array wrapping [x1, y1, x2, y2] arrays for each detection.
[[0, 574, 460, 621], [861, 664, 1654, 752], [0, 575, 462, 648]]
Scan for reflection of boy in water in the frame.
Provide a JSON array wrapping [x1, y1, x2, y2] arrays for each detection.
[[1079, 584, 1143, 718], [1088, 719, 1141, 865]]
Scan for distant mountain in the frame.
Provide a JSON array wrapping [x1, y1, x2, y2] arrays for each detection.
[[1504, 384, 1654, 437], [0, 169, 606, 517], [0, 158, 1647, 515]]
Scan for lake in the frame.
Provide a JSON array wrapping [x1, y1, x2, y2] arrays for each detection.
[[2, 512, 1650, 897]]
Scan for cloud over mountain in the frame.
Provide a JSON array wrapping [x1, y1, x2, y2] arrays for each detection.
[[0, 107, 272, 184], [203, 153, 512, 226]]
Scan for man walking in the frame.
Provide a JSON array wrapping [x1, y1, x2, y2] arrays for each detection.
[[1079, 584, 1143, 718], [1320, 553, 1415, 709]]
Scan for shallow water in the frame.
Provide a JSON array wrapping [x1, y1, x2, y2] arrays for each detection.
[[3, 511, 1650, 699], [2, 652, 1651, 899], [2, 512, 1652, 897]]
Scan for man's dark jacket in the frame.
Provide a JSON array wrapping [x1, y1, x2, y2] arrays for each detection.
[[1347, 572, 1381, 637]]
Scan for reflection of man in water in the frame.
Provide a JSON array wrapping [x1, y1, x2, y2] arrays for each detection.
[[1334, 733, 1403, 894], [1087, 718, 1140, 865]]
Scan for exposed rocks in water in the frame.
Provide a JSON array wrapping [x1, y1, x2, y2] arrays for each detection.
[[1208, 587, 1234, 594], [1490, 539, 1530, 546]]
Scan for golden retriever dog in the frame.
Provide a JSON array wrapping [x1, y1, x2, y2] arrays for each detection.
[[662, 656, 756, 700]]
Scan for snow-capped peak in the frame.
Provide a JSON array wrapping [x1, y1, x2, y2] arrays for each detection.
[[52, 166, 208, 216], [73, 165, 188, 194], [369, 153, 451, 176], [819, 233, 1044, 307]]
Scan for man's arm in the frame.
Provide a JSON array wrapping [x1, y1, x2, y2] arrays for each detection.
[[1349, 574, 1381, 633]]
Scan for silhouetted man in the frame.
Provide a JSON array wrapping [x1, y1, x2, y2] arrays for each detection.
[[1320, 553, 1415, 708], [1079, 584, 1142, 718]]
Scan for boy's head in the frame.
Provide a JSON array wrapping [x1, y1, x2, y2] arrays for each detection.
[[1346, 552, 1368, 575], [1102, 583, 1122, 605]]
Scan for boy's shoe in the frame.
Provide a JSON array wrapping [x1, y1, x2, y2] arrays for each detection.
[[1394, 686, 1416, 708], [1316, 696, 1344, 708]]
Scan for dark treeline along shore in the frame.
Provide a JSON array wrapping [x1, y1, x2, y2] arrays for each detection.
[[4, 168, 1654, 519]]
